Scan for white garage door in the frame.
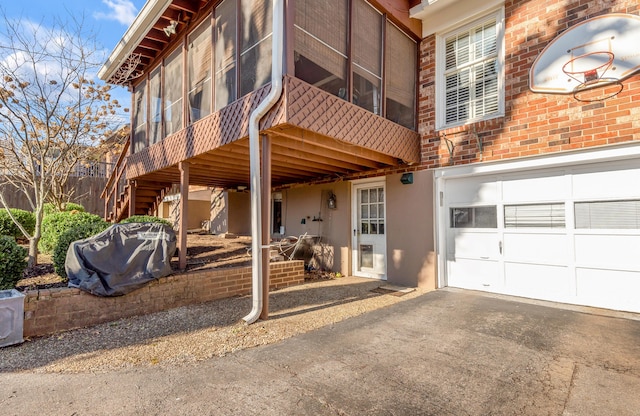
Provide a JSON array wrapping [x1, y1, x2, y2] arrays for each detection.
[[443, 159, 640, 313]]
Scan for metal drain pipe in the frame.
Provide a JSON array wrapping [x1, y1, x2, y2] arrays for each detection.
[[243, 0, 284, 324]]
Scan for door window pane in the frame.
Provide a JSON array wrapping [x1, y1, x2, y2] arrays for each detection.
[[360, 244, 373, 268]]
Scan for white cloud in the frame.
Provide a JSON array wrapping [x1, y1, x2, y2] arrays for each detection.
[[93, 0, 138, 26]]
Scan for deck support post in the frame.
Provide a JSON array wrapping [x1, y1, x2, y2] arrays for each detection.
[[260, 134, 272, 320], [128, 180, 136, 219], [178, 161, 189, 270]]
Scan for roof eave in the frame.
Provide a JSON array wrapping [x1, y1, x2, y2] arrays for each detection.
[[98, 0, 171, 82]]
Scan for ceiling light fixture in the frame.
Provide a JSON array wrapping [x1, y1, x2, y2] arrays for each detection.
[[163, 20, 178, 37]]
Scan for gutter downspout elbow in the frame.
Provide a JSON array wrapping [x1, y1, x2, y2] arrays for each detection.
[[243, 0, 284, 324]]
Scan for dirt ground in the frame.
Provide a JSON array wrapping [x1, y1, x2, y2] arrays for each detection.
[[16, 234, 258, 291]]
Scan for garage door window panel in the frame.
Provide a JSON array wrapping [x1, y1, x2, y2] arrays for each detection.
[[575, 200, 640, 229], [505, 203, 565, 228], [450, 206, 497, 228]]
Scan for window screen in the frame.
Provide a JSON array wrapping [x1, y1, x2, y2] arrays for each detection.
[[385, 22, 416, 129], [575, 200, 640, 229], [504, 203, 565, 228], [450, 206, 497, 228], [132, 80, 147, 153], [240, 0, 272, 96], [164, 47, 183, 136], [443, 18, 499, 125], [188, 17, 212, 123], [294, 0, 348, 97], [215, 0, 237, 110], [148, 67, 162, 145], [352, 0, 382, 114]]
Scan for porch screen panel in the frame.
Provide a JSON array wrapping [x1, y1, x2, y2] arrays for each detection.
[[164, 47, 183, 136], [294, 0, 348, 97], [385, 22, 416, 129], [132, 80, 147, 153], [214, 0, 237, 110], [240, 0, 272, 96], [149, 67, 162, 145], [188, 16, 212, 123], [352, 0, 382, 114]]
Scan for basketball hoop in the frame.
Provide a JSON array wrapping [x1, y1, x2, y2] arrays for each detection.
[[562, 51, 623, 102]]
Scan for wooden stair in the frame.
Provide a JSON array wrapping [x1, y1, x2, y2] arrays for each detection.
[[102, 140, 173, 222]]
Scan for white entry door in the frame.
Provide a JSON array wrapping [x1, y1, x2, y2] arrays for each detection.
[[352, 181, 387, 279]]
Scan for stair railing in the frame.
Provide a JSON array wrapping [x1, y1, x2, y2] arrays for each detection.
[[101, 139, 130, 221]]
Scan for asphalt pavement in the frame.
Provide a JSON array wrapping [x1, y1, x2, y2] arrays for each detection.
[[2, 288, 640, 415]]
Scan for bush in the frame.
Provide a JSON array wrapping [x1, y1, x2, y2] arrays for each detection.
[[39, 211, 105, 254], [0, 208, 36, 239], [53, 221, 110, 279], [62, 202, 85, 212], [43, 202, 86, 217], [0, 236, 27, 290], [121, 215, 172, 228]]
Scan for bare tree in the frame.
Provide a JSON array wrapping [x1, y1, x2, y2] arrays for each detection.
[[0, 11, 122, 266]]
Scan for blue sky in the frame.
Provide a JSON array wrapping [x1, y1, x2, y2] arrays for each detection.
[[2, 0, 146, 52], [1, 0, 146, 116]]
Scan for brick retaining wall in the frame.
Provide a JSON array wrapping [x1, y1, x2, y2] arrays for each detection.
[[22, 261, 304, 338]]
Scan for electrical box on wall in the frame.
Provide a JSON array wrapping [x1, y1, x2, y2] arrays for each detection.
[[400, 173, 413, 184]]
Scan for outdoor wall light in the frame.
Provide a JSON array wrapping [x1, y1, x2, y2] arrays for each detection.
[[400, 173, 413, 185], [163, 20, 178, 37], [328, 193, 337, 209]]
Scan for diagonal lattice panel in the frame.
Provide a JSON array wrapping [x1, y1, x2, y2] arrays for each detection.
[[285, 76, 420, 163]]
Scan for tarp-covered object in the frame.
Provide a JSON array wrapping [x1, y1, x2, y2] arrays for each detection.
[[66, 222, 177, 296]]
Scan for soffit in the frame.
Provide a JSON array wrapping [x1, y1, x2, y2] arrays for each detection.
[[98, 0, 208, 85]]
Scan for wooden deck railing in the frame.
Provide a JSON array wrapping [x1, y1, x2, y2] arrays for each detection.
[[101, 139, 130, 222]]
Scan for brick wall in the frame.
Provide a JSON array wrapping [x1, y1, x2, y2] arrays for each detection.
[[418, 0, 640, 168], [23, 261, 304, 338]]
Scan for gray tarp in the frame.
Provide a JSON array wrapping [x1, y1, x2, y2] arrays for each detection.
[[65, 222, 177, 297]]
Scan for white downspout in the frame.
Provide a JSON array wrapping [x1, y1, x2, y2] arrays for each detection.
[[243, 0, 284, 324]]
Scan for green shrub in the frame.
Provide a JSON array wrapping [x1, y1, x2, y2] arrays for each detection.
[[0, 208, 36, 239], [42, 203, 58, 217], [0, 236, 27, 290], [120, 215, 172, 228], [39, 211, 105, 254], [43, 202, 86, 217], [62, 202, 85, 212], [53, 221, 110, 279]]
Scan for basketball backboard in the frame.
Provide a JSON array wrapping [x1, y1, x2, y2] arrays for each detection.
[[530, 13, 640, 95]]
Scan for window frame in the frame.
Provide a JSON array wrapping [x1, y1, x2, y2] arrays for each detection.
[[435, 7, 505, 130]]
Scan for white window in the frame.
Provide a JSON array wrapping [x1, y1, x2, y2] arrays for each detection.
[[436, 8, 504, 129]]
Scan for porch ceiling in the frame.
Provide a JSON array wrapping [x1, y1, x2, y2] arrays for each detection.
[[132, 125, 406, 189]]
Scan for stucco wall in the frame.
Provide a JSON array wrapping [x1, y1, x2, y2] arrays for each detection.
[[227, 191, 251, 235], [210, 189, 228, 234], [385, 170, 436, 289], [280, 182, 351, 275]]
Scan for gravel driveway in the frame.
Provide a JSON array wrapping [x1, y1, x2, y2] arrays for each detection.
[[1, 277, 424, 374]]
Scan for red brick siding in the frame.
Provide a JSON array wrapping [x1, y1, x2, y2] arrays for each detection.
[[418, 0, 640, 168], [22, 261, 305, 338]]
